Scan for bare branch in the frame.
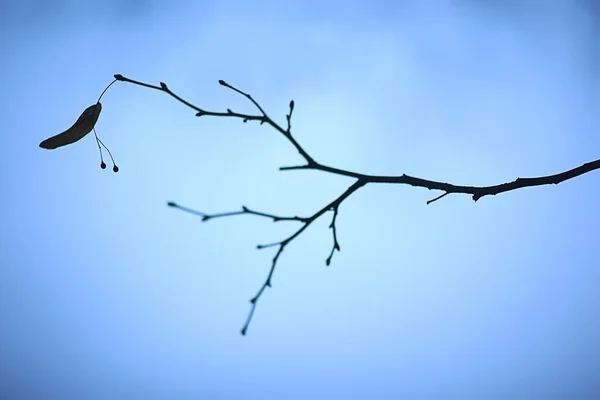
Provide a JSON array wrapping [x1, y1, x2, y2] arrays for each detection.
[[239, 178, 365, 334], [114, 74, 600, 335], [170, 180, 365, 335], [115, 74, 316, 166], [167, 202, 308, 223]]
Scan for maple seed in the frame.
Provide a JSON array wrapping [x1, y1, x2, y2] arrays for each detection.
[[100, 162, 107, 169]]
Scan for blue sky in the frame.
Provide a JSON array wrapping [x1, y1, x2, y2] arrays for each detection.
[[1, 0, 599, 398]]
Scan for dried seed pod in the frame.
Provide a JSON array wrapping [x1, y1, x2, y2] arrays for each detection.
[[39, 103, 102, 149]]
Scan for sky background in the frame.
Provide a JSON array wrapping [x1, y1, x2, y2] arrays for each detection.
[[1, 0, 599, 398]]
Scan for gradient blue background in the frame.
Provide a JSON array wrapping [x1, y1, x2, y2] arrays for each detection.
[[1, 0, 599, 398]]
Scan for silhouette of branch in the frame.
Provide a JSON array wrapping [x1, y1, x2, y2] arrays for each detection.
[[167, 202, 308, 223], [114, 74, 316, 167], [114, 73, 600, 334], [168, 179, 365, 335]]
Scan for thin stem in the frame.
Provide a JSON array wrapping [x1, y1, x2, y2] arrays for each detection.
[[97, 79, 118, 104], [93, 128, 105, 167], [93, 128, 118, 172], [167, 202, 309, 223], [326, 207, 340, 266]]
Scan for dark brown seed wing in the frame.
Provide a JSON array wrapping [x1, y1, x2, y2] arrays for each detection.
[[39, 103, 102, 149]]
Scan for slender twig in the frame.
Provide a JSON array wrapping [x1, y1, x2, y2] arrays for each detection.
[[169, 180, 365, 335], [427, 192, 449, 205], [326, 207, 340, 266], [167, 202, 308, 223], [286, 100, 294, 134], [218, 80, 268, 118], [241, 179, 365, 334], [114, 74, 316, 166], [114, 73, 600, 334]]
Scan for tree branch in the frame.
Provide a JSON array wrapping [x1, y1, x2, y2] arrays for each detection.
[[113, 74, 600, 334], [167, 202, 308, 223], [168, 180, 365, 335], [114, 74, 316, 167]]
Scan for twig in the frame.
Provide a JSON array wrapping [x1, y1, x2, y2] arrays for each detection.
[[114, 74, 600, 334], [114, 74, 316, 166], [244, 179, 365, 335], [326, 206, 340, 266], [167, 202, 308, 223], [427, 192, 449, 205], [169, 180, 365, 335]]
